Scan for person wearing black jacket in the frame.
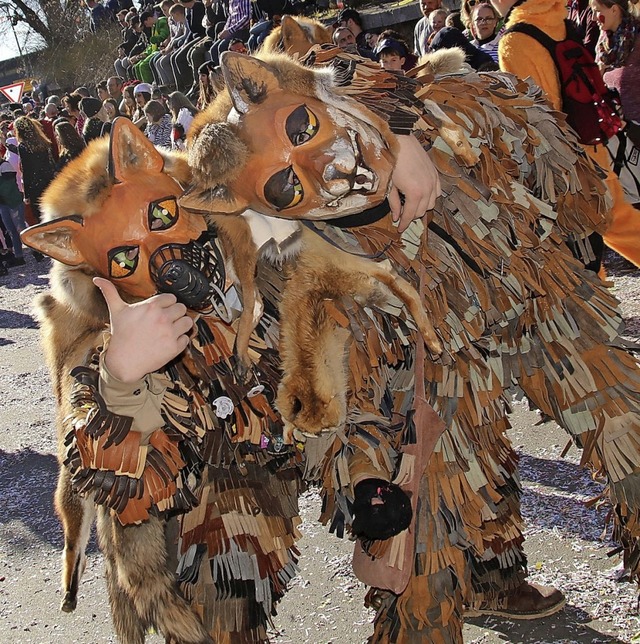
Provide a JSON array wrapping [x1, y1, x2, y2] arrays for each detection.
[[170, 0, 207, 91]]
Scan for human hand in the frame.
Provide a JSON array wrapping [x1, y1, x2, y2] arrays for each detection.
[[388, 134, 441, 233], [218, 29, 231, 40], [94, 277, 193, 383]]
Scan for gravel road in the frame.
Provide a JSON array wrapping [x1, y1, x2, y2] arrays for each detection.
[[1, 252, 640, 644]]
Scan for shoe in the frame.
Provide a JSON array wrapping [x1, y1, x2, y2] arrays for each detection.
[[465, 582, 566, 620], [6, 255, 25, 266]]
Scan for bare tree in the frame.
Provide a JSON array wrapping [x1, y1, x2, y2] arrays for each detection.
[[0, 0, 122, 92], [0, 0, 88, 52]]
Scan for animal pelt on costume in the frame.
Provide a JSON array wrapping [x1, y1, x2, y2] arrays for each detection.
[[183, 47, 640, 642], [22, 119, 302, 644], [260, 15, 331, 57]]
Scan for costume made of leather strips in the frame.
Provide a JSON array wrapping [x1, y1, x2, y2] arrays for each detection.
[[63, 312, 302, 640], [284, 47, 640, 642]]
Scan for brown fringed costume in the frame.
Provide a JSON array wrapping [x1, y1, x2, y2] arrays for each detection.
[[183, 47, 640, 642]]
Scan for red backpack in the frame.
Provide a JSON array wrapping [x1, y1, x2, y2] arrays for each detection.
[[505, 20, 622, 146]]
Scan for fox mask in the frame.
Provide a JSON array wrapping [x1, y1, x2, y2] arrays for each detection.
[[183, 51, 398, 220], [22, 118, 225, 312]]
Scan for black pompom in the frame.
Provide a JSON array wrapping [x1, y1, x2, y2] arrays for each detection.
[[351, 478, 412, 540]]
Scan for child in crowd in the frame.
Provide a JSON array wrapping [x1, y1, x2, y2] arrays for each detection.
[[143, 99, 172, 148]]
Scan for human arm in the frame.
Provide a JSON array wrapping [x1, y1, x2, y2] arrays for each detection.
[[220, 0, 250, 38], [388, 134, 441, 233]]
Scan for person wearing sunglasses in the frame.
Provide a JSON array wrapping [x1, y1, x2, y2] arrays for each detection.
[[414, 0, 444, 56]]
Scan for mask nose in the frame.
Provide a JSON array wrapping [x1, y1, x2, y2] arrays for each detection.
[[154, 258, 211, 309], [149, 239, 225, 311]]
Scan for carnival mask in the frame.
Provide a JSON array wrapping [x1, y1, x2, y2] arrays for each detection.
[[21, 119, 225, 312], [182, 52, 397, 220]]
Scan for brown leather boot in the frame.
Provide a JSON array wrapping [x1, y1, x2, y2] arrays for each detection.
[[466, 582, 566, 620]]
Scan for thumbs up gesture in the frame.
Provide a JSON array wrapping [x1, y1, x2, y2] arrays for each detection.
[[94, 277, 194, 383]]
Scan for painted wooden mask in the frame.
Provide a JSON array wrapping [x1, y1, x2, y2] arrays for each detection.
[[21, 118, 225, 312]]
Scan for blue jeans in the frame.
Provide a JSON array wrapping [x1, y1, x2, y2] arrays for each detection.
[[0, 203, 25, 258]]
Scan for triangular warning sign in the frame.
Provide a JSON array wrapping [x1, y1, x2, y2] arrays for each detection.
[[0, 81, 25, 103]]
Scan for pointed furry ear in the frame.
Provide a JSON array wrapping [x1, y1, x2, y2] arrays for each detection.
[[109, 117, 164, 183], [179, 186, 248, 216], [20, 216, 87, 266], [220, 51, 282, 114], [280, 15, 310, 49]]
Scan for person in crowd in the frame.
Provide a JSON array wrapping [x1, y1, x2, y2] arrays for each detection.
[[429, 8, 449, 35], [132, 82, 152, 129], [62, 93, 85, 136], [430, 25, 499, 68], [131, 10, 170, 82], [114, 14, 145, 78], [107, 76, 125, 106], [40, 102, 60, 160], [374, 31, 418, 71], [445, 10, 466, 30], [469, 1, 502, 62], [0, 155, 26, 267], [494, 0, 640, 269], [334, 8, 372, 53], [375, 37, 408, 72], [460, 0, 481, 37], [125, 15, 151, 79], [593, 0, 640, 123], [153, 3, 188, 88], [143, 99, 172, 147], [120, 84, 137, 118], [414, 0, 444, 56], [333, 26, 357, 49], [569, 0, 601, 55], [208, 0, 251, 67], [170, 0, 207, 92], [101, 98, 122, 136], [54, 121, 86, 171], [80, 97, 107, 143], [96, 80, 110, 102], [12, 117, 56, 225], [85, 0, 113, 32], [167, 90, 197, 149], [333, 25, 376, 59], [196, 61, 216, 109]]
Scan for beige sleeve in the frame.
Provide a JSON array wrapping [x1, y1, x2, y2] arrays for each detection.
[[98, 351, 168, 440]]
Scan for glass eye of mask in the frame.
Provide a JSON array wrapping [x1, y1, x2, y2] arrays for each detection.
[[148, 197, 179, 231], [264, 166, 304, 210], [109, 245, 139, 279], [285, 105, 319, 146]]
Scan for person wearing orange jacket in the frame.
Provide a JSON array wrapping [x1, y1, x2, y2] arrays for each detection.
[[493, 0, 640, 269]]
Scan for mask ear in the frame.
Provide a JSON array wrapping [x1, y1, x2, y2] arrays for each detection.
[[179, 185, 248, 216], [280, 15, 311, 53], [220, 51, 282, 115], [20, 216, 86, 266], [109, 116, 164, 183]]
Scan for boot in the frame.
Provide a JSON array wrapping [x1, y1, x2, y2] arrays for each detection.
[[466, 581, 566, 620]]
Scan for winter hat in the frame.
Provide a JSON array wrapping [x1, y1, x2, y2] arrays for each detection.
[[80, 97, 103, 118], [133, 82, 152, 95]]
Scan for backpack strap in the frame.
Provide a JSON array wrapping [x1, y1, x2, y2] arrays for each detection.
[[503, 21, 558, 55]]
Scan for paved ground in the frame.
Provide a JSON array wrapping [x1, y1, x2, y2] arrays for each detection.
[[1, 255, 640, 643]]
